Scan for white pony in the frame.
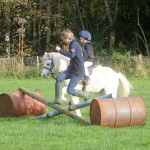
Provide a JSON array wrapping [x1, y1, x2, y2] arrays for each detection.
[[41, 52, 132, 116]]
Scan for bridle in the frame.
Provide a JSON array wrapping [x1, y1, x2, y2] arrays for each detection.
[[43, 56, 56, 79]]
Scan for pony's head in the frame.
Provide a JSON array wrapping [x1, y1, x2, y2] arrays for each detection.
[[41, 52, 55, 78], [41, 52, 70, 78]]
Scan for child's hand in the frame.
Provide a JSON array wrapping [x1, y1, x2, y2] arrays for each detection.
[[55, 46, 61, 51]]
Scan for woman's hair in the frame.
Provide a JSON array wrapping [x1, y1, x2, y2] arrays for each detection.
[[60, 29, 74, 39]]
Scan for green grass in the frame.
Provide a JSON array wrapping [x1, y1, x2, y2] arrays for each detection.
[[0, 77, 150, 150]]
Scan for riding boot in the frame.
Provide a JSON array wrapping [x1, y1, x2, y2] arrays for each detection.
[[52, 83, 62, 104], [74, 90, 90, 100]]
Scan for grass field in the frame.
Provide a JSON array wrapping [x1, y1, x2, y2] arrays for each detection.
[[0, 77, 150, 150]]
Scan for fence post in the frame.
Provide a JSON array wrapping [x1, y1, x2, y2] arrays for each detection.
[[36, 56, 40, 68]]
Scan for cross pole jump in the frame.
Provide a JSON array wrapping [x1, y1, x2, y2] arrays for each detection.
[[36, 94, 112, 119], [18, 87, 90, 125]]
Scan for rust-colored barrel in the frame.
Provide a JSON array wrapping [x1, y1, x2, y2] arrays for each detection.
[[90, 97, 146, 127], [0, 92, 46, 117]]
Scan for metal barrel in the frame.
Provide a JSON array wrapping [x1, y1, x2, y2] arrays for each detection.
[[0, 92, 46, 117], [90, 97, 146, 127]]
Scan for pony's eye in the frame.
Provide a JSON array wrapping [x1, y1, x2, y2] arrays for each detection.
[[47, 63, 50, 66]]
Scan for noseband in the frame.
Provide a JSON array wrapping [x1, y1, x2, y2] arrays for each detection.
[[43, 56, 56, 79]]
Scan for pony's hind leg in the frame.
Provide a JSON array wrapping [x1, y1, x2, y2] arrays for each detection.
[[104, 81, 119, 98]]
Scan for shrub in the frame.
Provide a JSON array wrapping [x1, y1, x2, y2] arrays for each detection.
[[0, 63, 41, 79], [112, 51, 149, 77]]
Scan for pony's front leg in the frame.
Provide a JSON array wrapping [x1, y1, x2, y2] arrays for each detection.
[[71, 96, 82, 117], [61, 86, 69, 104]]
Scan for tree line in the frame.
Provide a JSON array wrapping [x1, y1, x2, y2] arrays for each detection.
[[0, 0, 150, 57]]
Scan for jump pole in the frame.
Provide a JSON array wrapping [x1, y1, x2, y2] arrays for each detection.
[[18, 87, 90, 125], [37, 94, 112, 119]]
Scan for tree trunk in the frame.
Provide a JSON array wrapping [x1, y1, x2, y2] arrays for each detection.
[[137, 7, 149, 56], [33, 5, 37, 52], [75, 0, 85, 29], [104, 0, 119, 51], [109, 29, 115, 50], [46, 0, 51, 52], [84, 0, 90, 29], [38, 0, 42, 52]]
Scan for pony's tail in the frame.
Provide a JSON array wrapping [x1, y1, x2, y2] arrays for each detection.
[[117, 73, 133, 98]]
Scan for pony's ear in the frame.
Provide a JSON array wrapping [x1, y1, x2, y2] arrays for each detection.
[[44, 52, 51, 58], [47, 53, 51, 59]]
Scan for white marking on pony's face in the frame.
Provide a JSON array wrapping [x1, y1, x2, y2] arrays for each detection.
[[41, 53, 53, 78]]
